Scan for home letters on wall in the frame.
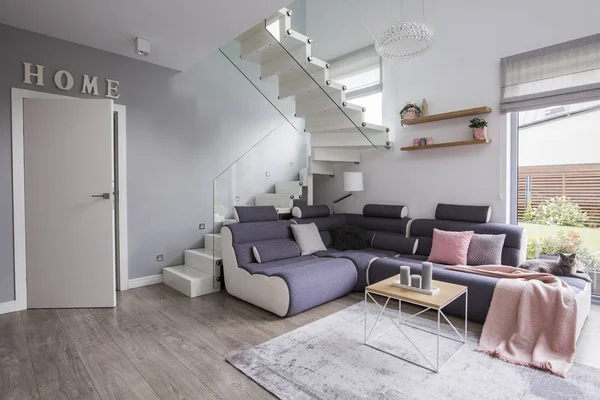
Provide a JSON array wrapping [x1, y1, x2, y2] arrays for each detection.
[[23, 62, 120, 99]]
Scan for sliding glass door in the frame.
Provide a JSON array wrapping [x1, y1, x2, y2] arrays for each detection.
[[512, 100, 600, 297]]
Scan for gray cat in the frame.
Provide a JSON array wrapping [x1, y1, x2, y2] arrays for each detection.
[[519, 253, 592, 282]]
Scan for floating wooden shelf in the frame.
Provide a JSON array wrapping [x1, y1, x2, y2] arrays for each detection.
[[401, 106, 492, 126], [400, 139, 492, 151]]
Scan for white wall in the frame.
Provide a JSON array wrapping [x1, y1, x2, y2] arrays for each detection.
[[520, 110, 600, 166], [308, 0, 600, 222]]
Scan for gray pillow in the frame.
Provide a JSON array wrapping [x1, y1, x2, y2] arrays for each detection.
[[290, 223, 327, 256], [467, 233, 506, 265]]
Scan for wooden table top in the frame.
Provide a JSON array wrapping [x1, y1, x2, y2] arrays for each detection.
[[365, 275, 467, 309]]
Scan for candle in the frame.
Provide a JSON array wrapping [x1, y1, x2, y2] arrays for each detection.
[[422, 262, 433, 290], [411, 275, 422, 288], [400, 266, 411, 286]]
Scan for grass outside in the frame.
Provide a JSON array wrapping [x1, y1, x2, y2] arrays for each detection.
[[519, 222, 600, 252]]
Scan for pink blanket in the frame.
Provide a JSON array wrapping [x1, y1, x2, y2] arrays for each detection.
[[447, 265, 577, 377]]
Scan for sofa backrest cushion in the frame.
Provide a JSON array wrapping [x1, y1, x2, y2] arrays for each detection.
[[371, 232, 418, 254], [234, 206, 278, 223], [228, 220, 295, 265], [363, 204, 408, 219], [292, 212, 410, 247], [290, 223, 328, 255], [435, 203, 491, 223], [409, 219, 525, 267], [291, 214, 346, 247], [344, 214, 410, 237], [252, 240, 300, 263], [291, 205, 330, 219]]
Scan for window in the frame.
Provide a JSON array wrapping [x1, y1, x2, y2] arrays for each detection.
[[505, 34, 600, 298], [329, 46, 383, 125]]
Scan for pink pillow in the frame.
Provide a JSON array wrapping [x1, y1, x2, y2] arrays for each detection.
[[428, 229, 474, 265]]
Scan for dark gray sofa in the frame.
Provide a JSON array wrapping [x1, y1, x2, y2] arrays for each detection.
[[221, 204, 591, 330]]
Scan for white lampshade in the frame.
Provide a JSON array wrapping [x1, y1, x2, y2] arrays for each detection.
[[343, 172, 364, 192]]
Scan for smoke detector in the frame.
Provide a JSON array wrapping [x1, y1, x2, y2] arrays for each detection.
[[135, 37, 151, 56]]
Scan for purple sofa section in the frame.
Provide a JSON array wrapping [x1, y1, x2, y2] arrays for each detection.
[[248, 257, 357, 316], [224, 205, 532, 321]]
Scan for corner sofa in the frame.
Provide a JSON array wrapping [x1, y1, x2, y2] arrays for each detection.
[[220, 204, 592, 334]]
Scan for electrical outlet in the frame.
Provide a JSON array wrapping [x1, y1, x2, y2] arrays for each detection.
[[289, 162, 294, 167], [156, 254, 164, 262], [235, 196, 240, 202], [199, 223, 206, 230], [265, 171, 271, 177]]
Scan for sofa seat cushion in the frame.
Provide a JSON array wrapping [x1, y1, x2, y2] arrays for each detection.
[[314, 248, 397, 291], [248, 257, 357, 316], [240, 256, 317, 274]]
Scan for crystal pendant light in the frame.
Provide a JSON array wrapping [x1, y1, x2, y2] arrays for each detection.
[[374, 1, 434, 59]]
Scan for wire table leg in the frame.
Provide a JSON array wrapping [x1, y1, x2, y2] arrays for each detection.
[[464, 291, 468, 342], [364, 291, 367, 344], [437, 309, 440, 372], [398, 299, 402, 324]]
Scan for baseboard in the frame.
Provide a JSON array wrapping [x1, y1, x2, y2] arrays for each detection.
[[128, 274, 163, 289], [0, 301, 17, 315]]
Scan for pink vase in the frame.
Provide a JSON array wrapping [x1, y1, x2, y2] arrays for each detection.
[[472, 127, 488, 140], [403, 109, 417, 119]]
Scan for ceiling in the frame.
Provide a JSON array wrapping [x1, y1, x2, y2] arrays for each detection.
[[0, 0, 290, 71]]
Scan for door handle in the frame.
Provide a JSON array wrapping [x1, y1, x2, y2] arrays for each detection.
[[91, 193, 111, 200]]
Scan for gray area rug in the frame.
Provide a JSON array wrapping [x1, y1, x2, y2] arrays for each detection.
[[227, 302, 600, 400]]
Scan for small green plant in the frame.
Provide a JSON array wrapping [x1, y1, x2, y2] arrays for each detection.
[[532, 196, 589, 227], [399, 103, 422, 119], [469, 118, 488, 128], [522, 200, 535, 222]]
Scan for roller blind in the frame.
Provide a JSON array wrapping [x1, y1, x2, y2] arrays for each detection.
[[500, 34, 600, 113], [329, 45, 382, 100]]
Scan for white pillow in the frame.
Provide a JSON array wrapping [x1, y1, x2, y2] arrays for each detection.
[[290, 223, 327, 255]]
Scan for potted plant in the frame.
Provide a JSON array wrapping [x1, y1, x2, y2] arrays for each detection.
[[400, 103, 422, 120], [469, 118, 488, 139]]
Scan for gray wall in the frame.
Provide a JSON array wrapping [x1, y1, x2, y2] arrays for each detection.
[[0, 23, 304, 302]]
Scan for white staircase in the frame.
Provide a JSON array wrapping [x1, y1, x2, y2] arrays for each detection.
[[163, 226, 231, 298], [165, 8, 392, 298], [236, 8, 391, 179]]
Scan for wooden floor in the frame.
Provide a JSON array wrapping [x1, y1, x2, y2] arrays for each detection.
[[1, 284, 599, 400]]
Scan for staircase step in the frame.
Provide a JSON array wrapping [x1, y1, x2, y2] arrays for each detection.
[[275, 181, 303, 196], [255, 193, 296, 209], [279, 76, 344, 100], [296, 100, 363, 119], [305, 113, 367, 133], [310, 159, 335, 175], [312, 148, 361, 163], [309, 122, 390, 134], [204, 233, 221, 252], [185, 248, 222, 275], [163, 266, 219, 298], [295, 94, 345, 115], [261, 51, 327, 80], [311, 131, 390, 148]]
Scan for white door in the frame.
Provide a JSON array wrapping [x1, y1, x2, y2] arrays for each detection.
[[24, 99, 116, 308]]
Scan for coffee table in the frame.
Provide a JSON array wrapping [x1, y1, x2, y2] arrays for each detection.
[[364, 275, 468, 372]]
